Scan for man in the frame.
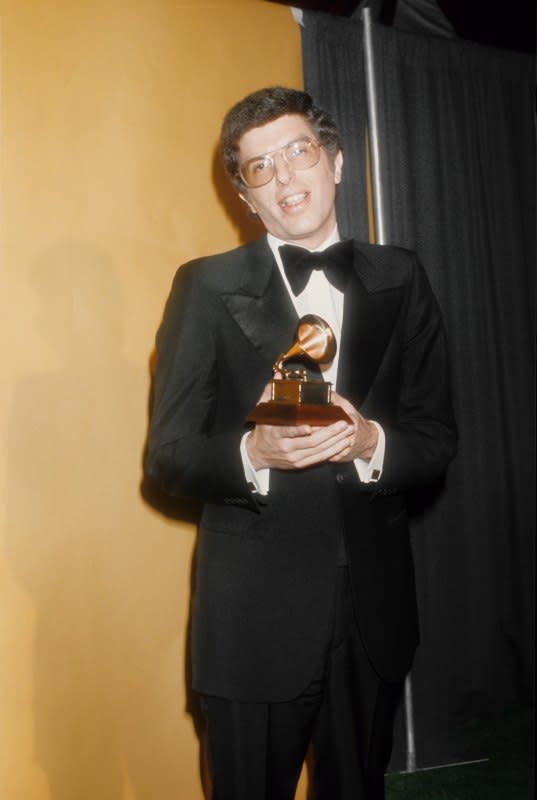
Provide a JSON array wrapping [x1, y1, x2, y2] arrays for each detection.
[[146, 87, 456, 800]]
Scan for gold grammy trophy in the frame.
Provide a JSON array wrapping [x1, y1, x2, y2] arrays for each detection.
[[247, 314, 351, 426]]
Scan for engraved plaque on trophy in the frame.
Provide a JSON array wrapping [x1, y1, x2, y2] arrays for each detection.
[[246, 314, 351, 426]]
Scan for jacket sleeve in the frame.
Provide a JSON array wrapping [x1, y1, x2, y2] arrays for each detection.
[[145, 263, 258, 510], [373, 255, 457, 492]]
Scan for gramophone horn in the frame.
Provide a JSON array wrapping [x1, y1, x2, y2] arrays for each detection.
[[296, 314, 336, 363], [274, 314, 337, 373]]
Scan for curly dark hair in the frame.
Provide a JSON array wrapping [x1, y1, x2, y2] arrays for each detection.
[[220, 86, 342, 189]]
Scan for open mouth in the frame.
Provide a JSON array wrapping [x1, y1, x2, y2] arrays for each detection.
[[279, 191, 309, 210]]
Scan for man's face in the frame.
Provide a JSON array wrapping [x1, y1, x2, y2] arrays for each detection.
[[238, 114, 343, 250]]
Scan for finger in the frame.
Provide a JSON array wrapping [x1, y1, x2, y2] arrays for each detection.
[[254, 423, 312, 438], [305, 420, 353, 444], [282, 424, 313, 438], [289, 427, 354, 464], [255, 421, 354, 469], [280, 420, 350, 441], [293, 434, 355, 468], [327, 444, 354, 463]]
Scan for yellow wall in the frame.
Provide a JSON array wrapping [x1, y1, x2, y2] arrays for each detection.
[[0, 2, 303, 798]]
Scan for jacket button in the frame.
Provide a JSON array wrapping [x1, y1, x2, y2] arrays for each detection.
[[336, 472, 345, 484]]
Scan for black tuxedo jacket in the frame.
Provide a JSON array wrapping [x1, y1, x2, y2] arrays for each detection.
[[146, 236, 456, 702]]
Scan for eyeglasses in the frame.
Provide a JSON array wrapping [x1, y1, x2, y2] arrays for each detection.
[[239, 137, 321, 188]]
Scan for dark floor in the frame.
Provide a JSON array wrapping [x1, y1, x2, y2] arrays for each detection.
[[385, 706, 534, 800]]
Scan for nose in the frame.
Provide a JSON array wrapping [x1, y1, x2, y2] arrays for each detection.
[[273, 151, 293, 185]]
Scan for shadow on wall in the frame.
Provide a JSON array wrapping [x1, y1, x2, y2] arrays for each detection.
[[141, 294, 215, 794], [140, 471, 210, 796], [5, 242, 193, 800]]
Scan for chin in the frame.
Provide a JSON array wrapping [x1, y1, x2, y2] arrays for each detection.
[[279, 221, 318, 241]]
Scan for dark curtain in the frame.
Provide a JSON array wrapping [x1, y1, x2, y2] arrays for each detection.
[[302, 11, 535, 768], [300, 16, 370, 242]]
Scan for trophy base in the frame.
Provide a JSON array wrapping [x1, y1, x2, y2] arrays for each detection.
[[246, 401, 352, 426]]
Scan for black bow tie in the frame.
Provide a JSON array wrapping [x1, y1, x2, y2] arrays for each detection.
[[279, 240, 354, 296]]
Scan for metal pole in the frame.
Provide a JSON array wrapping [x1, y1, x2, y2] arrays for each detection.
[[362, 5, 417, 773], [362, 6, 387, 245], [404, 669, 417, 772]]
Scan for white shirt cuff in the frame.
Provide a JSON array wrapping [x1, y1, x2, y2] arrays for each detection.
[[354, 421, 385, 483], [240, 432, 270, 495]]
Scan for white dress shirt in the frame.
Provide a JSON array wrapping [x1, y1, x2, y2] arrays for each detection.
[[241, 227, 385, 494]]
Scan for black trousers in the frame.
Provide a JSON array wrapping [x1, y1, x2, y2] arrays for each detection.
[[200, 568, 404, 800]]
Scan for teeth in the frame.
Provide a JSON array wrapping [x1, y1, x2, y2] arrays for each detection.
[[280, 193, 307, 208]]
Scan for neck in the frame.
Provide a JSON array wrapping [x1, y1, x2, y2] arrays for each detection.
[[267, 226, 340, 253]]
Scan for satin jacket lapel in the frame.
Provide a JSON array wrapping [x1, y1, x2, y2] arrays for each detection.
[[220, 238, 298, 368], [338, 244, 404, 406]]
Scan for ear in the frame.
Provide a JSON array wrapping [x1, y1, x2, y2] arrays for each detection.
[[334, 151, 343, 185], [239, 192, 257, 215]]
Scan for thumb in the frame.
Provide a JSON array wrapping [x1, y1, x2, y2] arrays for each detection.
[[331, 391, 353, 411], [258, 381, 273, 404]]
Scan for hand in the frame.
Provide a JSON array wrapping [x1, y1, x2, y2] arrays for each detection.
[[245, 384, 374, 471], [327, 392, 378, 463]]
